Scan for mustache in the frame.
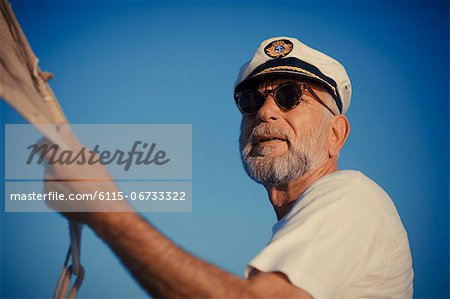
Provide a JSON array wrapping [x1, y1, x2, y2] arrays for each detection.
[[248, 124, 292, 146]]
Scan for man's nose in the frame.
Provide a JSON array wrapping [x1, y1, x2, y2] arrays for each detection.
[[256, 95, 280, 122]]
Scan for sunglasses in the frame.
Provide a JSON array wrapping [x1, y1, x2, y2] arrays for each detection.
[[234, 81, 336, 115]]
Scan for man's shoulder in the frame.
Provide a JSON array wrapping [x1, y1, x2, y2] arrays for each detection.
[[308, 169, 382, 193], [285, 169, 399, 229], [322, 170, 398, 215], [300, 169, 389, 208]]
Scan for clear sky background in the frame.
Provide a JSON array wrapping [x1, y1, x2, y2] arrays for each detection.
[[1, 0, 448, 298]]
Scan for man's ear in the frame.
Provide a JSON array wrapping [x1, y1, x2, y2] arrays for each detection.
[[328, 115, 350, 157]]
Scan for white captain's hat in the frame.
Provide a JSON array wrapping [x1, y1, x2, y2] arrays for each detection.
[[234, 36, 352, 114]]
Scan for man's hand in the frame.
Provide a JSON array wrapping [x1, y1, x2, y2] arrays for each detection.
[[42, 125, 132, 224]]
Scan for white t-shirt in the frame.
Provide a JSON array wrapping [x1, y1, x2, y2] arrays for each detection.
[[245, 170, 414, 299]]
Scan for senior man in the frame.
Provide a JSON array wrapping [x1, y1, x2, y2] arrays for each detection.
[[44, 37, 414, 298]]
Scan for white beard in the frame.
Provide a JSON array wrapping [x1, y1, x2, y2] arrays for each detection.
[[240, 119, 329, 186]]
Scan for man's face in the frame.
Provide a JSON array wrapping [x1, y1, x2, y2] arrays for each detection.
[[239, 78, 334, 186]]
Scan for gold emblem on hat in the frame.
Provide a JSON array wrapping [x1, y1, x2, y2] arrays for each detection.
[[264, 40, 293, 58]]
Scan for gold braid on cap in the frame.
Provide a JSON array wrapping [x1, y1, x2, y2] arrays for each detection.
[[254, 66, 337, 98]]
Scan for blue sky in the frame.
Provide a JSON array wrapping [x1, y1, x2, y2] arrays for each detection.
[[1, 0, 448, 298]]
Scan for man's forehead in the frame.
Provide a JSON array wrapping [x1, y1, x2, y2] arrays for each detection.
[[257, 78, 291, 89], [255, 77, 320, 90]]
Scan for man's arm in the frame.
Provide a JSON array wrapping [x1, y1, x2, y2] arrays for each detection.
[[42, 129, 312, 298], [87, 211, 312, 298]]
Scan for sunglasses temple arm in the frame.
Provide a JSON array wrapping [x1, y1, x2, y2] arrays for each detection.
[[306, 85, 337, 116]]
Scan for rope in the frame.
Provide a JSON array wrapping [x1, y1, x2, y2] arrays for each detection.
[[1, 1, 84, 296], [69, 222, 83, 276], [54, 223, 85, 299]]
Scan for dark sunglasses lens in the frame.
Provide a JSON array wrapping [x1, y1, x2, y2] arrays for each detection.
[[276, 84, 301, 109], [238, 91, 265, 114]]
